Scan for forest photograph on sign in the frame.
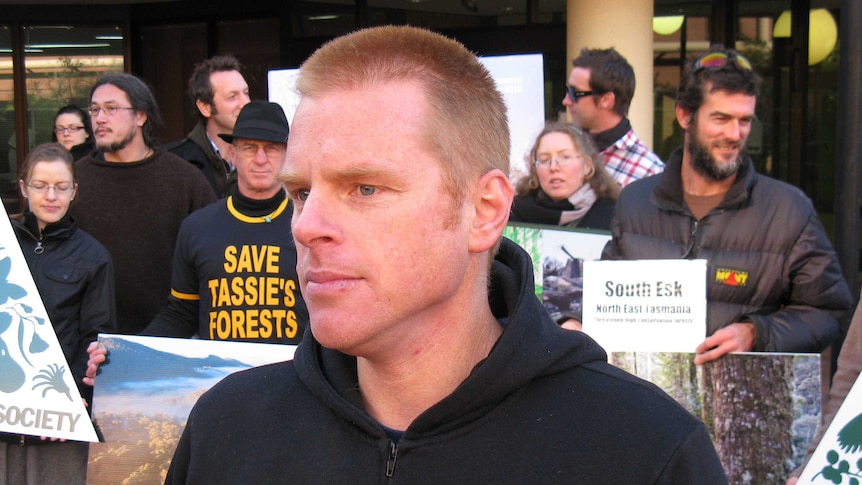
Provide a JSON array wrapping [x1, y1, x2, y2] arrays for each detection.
[[614, 351, 822, 484], [87, 335, 296, 484], [503, 223, 610, 322]]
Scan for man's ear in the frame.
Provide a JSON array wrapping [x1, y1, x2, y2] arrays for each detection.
[[676, 105, 693, 130], [598, 92, 616, 111], [135, 110, 148, 129], [196, 99, 213, 119], [468, 169, 514, 254]]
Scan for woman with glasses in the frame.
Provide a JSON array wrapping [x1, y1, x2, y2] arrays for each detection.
[[51, 105, 94, 161], [510, 121, 620, 230], [3, 143, 115, 485]]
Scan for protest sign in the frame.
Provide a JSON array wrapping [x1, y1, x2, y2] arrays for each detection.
[[504, 223, 611, 322], [582, 259, 707, 352], [87, 334, 295, 484]]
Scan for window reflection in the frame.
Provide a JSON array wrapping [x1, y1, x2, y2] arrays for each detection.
[[0, 25, 14, 213], [0, 24, 125, 213]]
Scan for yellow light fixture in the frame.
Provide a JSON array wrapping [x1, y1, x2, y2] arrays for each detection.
[[773, 9, 838, 65], [653, 15, 685, 36]]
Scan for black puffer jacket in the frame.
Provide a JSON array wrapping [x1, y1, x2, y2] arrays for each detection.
[[10, 212, 116, 398], [603, 148, 853, 352]]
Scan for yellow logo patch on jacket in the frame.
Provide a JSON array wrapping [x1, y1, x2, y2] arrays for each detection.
[[715, 268, 748, 287]]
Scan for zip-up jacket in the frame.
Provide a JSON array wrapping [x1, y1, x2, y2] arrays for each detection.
[[603, 148, 853, 351], [166, 238, 726, 484], [165, 122, 236, 198], [10, 212, 116, 398]]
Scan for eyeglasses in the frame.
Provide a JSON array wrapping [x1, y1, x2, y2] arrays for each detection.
[[88, 105, 136, 117], [693, 52, 753, 71], [235, 143, 285, 159], [535, 153, 581, 168], [566, 86, 594, 102], [26, 182, 74, 195], [54, 126, 85, 135]]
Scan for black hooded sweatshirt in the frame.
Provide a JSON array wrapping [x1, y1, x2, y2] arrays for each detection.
[[167, 239, 727, 484]]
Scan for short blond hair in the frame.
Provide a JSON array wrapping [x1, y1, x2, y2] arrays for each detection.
[[296, 25, 509, 205]]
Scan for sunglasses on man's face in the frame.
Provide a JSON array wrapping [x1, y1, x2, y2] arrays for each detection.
[[566, 85, 595, 102], [693, 52, 753, 71]]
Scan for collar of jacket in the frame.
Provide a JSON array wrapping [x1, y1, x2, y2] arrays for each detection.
[[651, 146, 757, 215], [11, 211, 76, 243]]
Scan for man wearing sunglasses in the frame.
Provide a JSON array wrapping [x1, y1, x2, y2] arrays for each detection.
[[563, 47, 664, 187], [604, 47, 852, 365]]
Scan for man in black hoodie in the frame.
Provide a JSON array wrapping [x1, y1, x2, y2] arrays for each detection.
[[166, 26, 727, 484]]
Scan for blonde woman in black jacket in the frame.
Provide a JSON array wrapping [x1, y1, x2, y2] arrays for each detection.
[[3, 143, 115, 485]]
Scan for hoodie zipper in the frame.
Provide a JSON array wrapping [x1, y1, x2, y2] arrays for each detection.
[[385, 440, 398, 477]]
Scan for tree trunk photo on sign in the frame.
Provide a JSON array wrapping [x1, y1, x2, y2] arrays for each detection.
[[705, 355, 793, 484]]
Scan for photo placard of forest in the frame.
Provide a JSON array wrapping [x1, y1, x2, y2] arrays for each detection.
[[611, 351, 822, 484], [504, 222, 611, 322], [86, 335, 296, 485]]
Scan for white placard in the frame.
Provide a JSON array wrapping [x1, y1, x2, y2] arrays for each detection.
[[0, 209, 98, 442], [477, 53, 545, 177], [581, 259, 707, 352], [798, 372, 862, 483]]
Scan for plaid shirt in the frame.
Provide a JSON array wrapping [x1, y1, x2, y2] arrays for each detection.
[[602, 129, 664, 187]]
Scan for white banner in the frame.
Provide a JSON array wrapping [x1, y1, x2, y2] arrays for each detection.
[[582, 259, 707, 352]]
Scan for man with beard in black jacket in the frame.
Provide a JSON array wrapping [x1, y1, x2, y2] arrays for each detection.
[[603, 47, 852, 366], [166, 26, 727, 484]]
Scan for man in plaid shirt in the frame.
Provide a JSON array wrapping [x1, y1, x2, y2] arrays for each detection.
[[563, 47, 664, 186]]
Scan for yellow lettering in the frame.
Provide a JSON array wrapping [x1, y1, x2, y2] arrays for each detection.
[[258, 309, 273, 339], [235, 247, 251, 272], [230, 278, 244, 306], [224, 246, 238, 272], [246, 309, 259, 339], [266, 246, 280, 273], [208, 279, 219, 305], [283, 279, 296, 307], [265, 277, 280, 305], [286, 310, 298, 339], [231, 311, 245, 339], [216, 279, 231, 306], [244, 277, 259, 306], [214, 311, 231, 339]]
